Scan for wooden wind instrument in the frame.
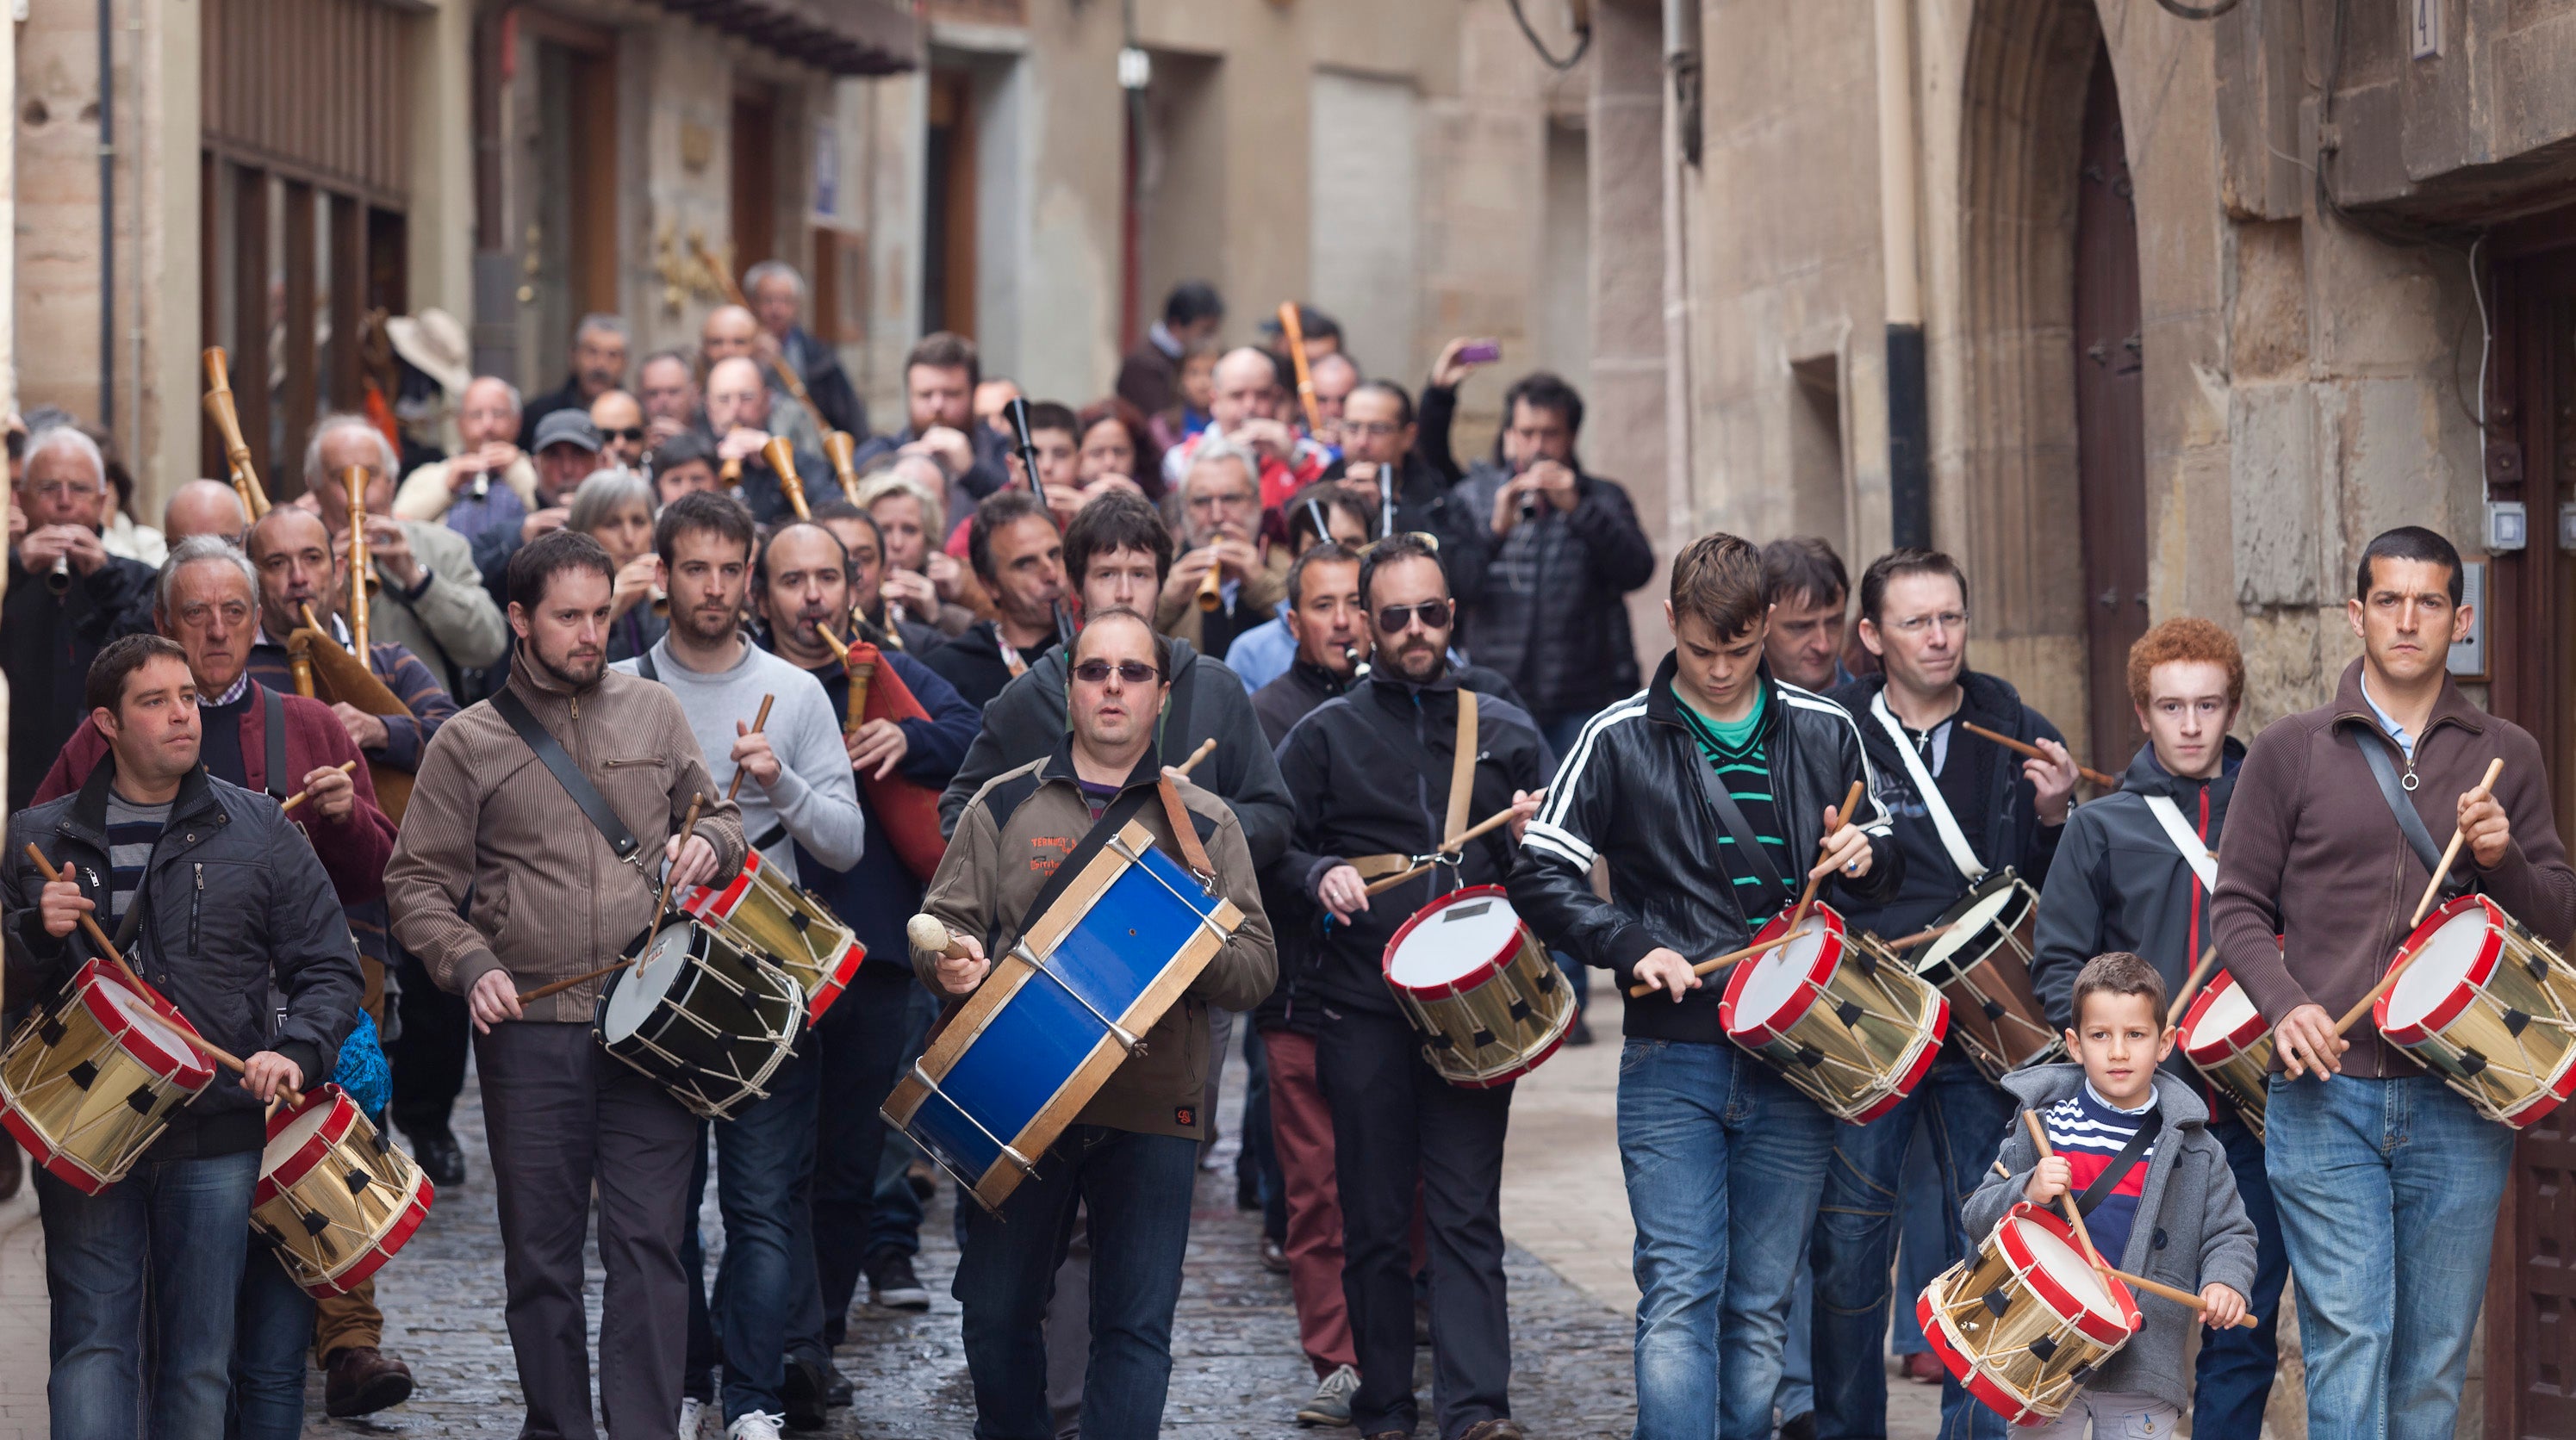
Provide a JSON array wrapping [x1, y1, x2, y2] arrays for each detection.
[[815, 623, 874, 729], [720, 456, 744, 488], [823, 430, 861, 494], [293, 603, 420, 822], [345, 469, 373, 656], [202, 348, 272, 518], [763, 436, 812, 521], [1195, 553, 1225, 612], [691, 235, 821, 414], [1276, 302, 1322, 434]]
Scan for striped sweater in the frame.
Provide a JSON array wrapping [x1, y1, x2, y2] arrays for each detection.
[[2036, 1082, 2158, 1265]]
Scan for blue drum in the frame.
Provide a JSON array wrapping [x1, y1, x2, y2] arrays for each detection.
[[882, 818, 1244, 1212]]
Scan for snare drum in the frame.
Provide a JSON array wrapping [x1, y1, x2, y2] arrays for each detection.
[[251, 1084, 434, 1296], [1381, 886, 1574, 1088], [1913, 871, 2062, 1083], [2376, 893, 2576, 1129], [2179, 971, 2273, 1139], [1920, 1201, 2140, 1425], [1722, 903, 1949, 1123], [597, 920, 806, 1121], [681, 847, 867, 1021], [883, 818, 1243, 1212], [0, 959, 217, 1194]]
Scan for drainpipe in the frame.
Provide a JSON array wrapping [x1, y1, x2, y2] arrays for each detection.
[[1876, 0, 1929, 549], [96, 0, 114, 430], [1659, 0, 1697, 541]]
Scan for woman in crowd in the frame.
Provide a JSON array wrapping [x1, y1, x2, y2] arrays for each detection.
[[856, 462, 982, 638], [1076, 397, 1162, 502], [568, 466, 666, 663]]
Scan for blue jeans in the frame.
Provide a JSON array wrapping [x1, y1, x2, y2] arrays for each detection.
[[954, 1125, 1199, 1440], [1619, 1038, 1835, 1440], [700, 1044, 820, 1423], [2189, 1112, 2287, 1439], [1888, 1127, 1956, 1356], [2265, 1073, 2510, 1440], [228, 1249, 317, 1440], [1809, 1052, 2013, 1440], [39, 1148, 259, 1440], [867, 981, 942, 1259], [806, 964, 916, 1351]]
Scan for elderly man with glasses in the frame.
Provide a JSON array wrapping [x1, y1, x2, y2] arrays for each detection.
[[5, 424, 159, 810], [1154, 438, 1287, 659]]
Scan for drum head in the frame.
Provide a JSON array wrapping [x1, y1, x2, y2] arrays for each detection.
[[2181, 972, 2262, 1061], [1384, 890, 1523, 992], [1917, 880, 2024, 978], [2002, 1207, 2137, 1342], [2384, 898, 2499, 1040], [258, 1089, 350, 1185], [600, 925, 696, 1044], [95, 976, 212, 1083], [1725, 910, 1838, 1040]]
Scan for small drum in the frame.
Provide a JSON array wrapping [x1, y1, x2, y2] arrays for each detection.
[[1381, 886, 1575, 1088], [1919, 1201, 2140, 1425], [1913, 871, 2062, 1083], [598, 920, 806, 1121], [2377, 893, 2576, 1129], [2179, 971, 2272, 1139], [681, 847, 866, 1021], [0, 959, 217, 1194], [1722, 903, 1949, 1123], [883, 818, 1243, 1212], [251, 1084, 434, 1296]]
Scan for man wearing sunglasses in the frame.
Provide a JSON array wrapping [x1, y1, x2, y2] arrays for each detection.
[[588, 388, 650, 469], [1273, 534, 1552, 1440], [918, 607, 1275, 1440]]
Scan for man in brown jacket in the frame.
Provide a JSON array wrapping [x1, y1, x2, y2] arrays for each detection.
[[2212, 524, 2576, 1440], [387, 529, 746, 1440], [916, 606, 1274, 1440]]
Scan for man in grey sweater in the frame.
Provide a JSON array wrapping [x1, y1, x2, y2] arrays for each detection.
[[611, 490, 863, 1437]]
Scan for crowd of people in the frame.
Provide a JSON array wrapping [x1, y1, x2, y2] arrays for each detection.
[[0, 266, 2566, 1440]]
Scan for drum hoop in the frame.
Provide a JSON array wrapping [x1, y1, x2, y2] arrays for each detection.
[[0, 1107, 114, 1193], [297, 1178, 435, 1297], [254, 1085, 358, 1201], [1918, 872, 2035, 978], [76, 960, 218, 1088], [1724, 903, 1847, 1043], [1380, 884, 1525, 998], [1844, 1011, 1949, 1123], [2180, 971, 2269, 1059], [2380, 894, 2509, 1044], [681, 849, 762, 923], [1997, 1202, 2141, 1340], [1918, 1293, 2044, 1426]]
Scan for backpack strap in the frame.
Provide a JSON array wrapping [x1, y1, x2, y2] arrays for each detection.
[[491, 688, 644, 866]]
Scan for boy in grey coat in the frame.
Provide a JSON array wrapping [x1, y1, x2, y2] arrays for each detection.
[[1961, 953, 2258, 1435]]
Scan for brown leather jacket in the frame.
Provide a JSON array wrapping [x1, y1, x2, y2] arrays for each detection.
[[387, 651, 747, 1021]]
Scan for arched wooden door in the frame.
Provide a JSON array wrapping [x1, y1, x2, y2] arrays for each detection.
[[2072, 44, 2149, 771]]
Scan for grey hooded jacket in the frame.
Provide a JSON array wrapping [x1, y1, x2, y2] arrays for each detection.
[[1960, 1064, 2258, 1413]]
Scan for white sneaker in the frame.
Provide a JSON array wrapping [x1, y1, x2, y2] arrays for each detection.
[[725, 1412, 786, 1440], [676, 1397, 706, 1439]]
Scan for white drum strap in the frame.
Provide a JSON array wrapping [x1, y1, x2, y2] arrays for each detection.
[[2139, 793, 2218, 892], [1872, 693, 1987, 883]]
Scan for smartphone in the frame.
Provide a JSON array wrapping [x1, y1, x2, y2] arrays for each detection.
[[1456, 339, 1503, 366]]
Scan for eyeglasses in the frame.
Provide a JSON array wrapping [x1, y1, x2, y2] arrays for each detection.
[[1071, 660, 1163, 686], [1375, 599, 1453, 634], [1185, 490, 1256, 512], [30, 481, 102, 501], [600, 426, 646, 443]]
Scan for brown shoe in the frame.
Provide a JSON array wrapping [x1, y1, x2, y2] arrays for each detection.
[[1460, 1422, 1528, 1440], [1904, 1350, 1946, 1385], [324, 1345, 414, 1418]]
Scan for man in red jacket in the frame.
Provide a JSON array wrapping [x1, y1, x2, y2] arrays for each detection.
[[35, 535, 395, 904]]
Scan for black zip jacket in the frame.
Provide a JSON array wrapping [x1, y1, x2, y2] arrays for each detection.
[[1446, 463, 1654, 723], [923, 620, 1061, 714], [2032, 740, 2243, 1051], [1274, 667, 1554, 1019], [1315, 452, 1490, 607], [1252, 656, 1533, 749], [3, 549, 158, 811], [1828, 668, 2069, 940], [937, 636, 1293, 868], [4, 762, 363, 1159], [1510, 654, 1901, 1044]]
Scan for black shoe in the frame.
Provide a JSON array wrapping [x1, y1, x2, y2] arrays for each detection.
[[406, 1127, 466, 1189], [1236, 1169, 1260, 1211], [1779, 1412, 1817, 1440], [781, 1351, 828, 1431], [905, 1157, 936, 1202], [824, 1362, 854, 1408], [1565, 1014, 1595, 1047], [865, 1247, 930, 1310]]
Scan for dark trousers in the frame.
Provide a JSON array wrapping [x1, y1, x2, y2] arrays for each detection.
[[954, 1125, 1199, 1440], [672, 1046, 820, 1424], [477, 1020, 701, 1440], [808, 964, 917, 1348], [2191, 1112, 2290, 1438], [389, 947, 470, 1139], [1320, 1004, 1515, 1439], [229, 1246, 316, 1440], [865, 980, 941, 1259]]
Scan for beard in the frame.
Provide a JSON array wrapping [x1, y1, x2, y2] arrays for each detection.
[[673, 596, 740, 647], [531, 638, 605, 691], [1389, 635, 1446, 683]]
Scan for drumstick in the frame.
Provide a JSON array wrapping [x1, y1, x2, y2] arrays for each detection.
[[1784, 780, 1867, 937], [2023, 1109, 2117, 1285], [1174, 737, 1217, 777], [279, 760, 358, 814], [725, 695, 776, 801], [908, 914, 974, 960], [1880, 921, 1957, 953], [514, 792, 703, 1006], [2102, 1263, 2257, 1327], [2168, 947, 2222, 1029], [21, 842, 299, 1105], [1958, 721, 2118, 791], [1277, 302, 1322, 434], [1625, 928, 1804, 997], [1361, 805, 1528, 897], [2410, 757, 2504, 928]]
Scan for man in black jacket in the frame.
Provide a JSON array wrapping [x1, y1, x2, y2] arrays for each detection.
[[923, 490, 1070, 711], [2030, 618, 2284, 1439], [746, 259, 868, 440], [1818, 547, 2081, 1440], [6, 424, 158, 810], [516, 313, 629, 448], [1509, 532, 1895, 1440], [850, 332, 1014, 526], [1275, 535, 1552, 1440], [1431, 373, 1655, 754], [1335, 381, 1486, 582], [5, 634, 361, 1438]]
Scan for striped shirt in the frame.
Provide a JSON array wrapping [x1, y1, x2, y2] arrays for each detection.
[[2038, 1082, 2159, 1265], [1673, 683, 1790, 912], [103, 790, 171, 922]]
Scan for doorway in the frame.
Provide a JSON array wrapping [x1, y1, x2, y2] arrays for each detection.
[[923, 69, 978, 339], [2070, 44, 2148, 773], [731, 90, 778, 269], [528, 25, 618, 364]]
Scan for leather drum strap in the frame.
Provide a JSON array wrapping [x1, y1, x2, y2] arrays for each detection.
[[2139, 794, 2218, 892], [1444, 690, 1478, 851], [1871, 693, 1986, 883], [1156, 776, 1216, 880], [2354, 726, 2448, 877]]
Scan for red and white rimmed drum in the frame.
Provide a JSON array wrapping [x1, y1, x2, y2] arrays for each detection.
[[681, 847, 866, 1021], [2179, 971, 2274, 1139], [0, 959, 217, 1194], [1721, 903, 1948, 1123], [2375, 893, 2576, 1129], [252, 1084, 435, 1296], [1381, 886, 1575, 1089], [1919, 1201, 2141, 1425]]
